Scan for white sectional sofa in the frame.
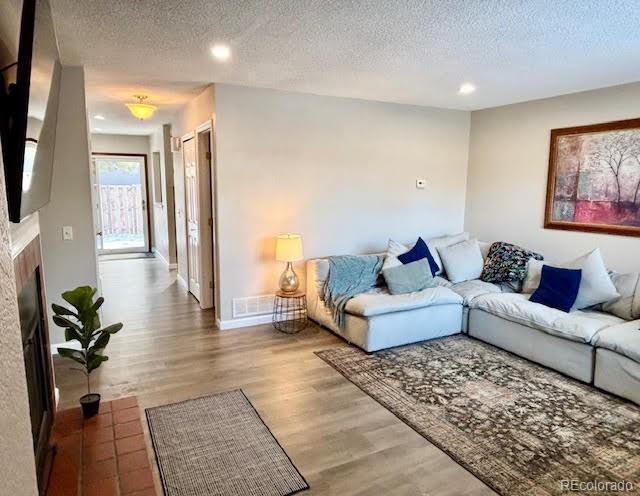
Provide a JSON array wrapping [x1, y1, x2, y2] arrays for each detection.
[[306, 253, 640, 405]]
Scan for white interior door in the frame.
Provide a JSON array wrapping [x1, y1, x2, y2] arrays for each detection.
[[94, 154, 150, 254], [183, 138, 201, 301], [196, 123, 214, 310]]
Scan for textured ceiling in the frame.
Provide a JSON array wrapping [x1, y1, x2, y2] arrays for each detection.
[[48, 0, 640, 134]]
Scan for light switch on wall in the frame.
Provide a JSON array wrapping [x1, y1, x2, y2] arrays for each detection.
[[62, 226, 73, 240], [416, 178, 427, 189]]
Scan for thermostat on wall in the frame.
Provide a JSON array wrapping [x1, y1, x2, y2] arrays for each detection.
[[416, 178, 427, 189]]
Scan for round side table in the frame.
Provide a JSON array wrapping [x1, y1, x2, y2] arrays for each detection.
[[272, 290, 308, 334]]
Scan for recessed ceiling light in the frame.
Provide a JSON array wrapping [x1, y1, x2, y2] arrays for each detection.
[[94, 114, 106, 120], [458, 82, 476, 95], [211, 44, 231, 61]]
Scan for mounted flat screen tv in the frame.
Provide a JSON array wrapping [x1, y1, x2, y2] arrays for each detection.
[[0, 0, 61, 223]]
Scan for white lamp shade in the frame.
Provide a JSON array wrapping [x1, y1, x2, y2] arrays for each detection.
[[276, 234, 303, 262]]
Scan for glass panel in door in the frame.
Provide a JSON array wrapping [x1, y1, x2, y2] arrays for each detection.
[[94, 155, 149, 254]]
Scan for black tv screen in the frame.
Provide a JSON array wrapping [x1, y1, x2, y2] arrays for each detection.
[[0, 0, 60, 223]]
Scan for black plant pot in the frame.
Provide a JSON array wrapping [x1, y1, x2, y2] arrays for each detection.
[[80, 393, 101, 418]]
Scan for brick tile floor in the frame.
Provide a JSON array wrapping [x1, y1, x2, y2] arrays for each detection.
[[46, 396, 157, 496]]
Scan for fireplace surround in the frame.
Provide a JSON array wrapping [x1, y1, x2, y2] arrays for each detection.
[[14, 234, 56, 494]]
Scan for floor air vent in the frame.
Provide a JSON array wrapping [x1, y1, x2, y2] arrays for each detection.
[[232, 295, 275, 318]]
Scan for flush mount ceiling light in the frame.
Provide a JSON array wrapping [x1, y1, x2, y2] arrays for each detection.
[[458, 82, 476, 95], [125, 95, 157, 120], [211, 43, 231, 61], [94, 114, 106, 120]]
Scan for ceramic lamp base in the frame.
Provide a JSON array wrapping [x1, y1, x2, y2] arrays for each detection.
[[279, 262, 299, 293]]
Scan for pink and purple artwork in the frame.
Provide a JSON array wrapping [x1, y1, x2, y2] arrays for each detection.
[[545, 119, 640, 237]]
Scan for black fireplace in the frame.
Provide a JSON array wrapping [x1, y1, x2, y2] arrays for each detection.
[[18, 267, 55, 493]]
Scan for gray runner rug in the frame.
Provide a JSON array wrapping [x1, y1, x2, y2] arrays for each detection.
[[146, 390, 309, 496]]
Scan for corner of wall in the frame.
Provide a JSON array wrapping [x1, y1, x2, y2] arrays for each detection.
[[39, 65, 99, 345]]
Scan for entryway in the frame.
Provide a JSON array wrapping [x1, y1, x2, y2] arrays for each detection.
[[92, 154, 151, 254]]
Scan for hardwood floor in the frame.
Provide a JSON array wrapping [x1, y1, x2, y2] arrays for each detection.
[[53, 257, 494, 495]]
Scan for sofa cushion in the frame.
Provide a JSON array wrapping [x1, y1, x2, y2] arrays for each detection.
[[448, 279, 506, 305], [397, 237, 439, 276], [469, 293, 624, 343], [593, 320, 640, 363], [437, 239, 484, 283], [345, 286, 462, 317], [522, 258, 544, 294], [481, 242, 543, 284], [426, 232, 469, 276], [529, 265, 582, 313], [382, 258, 437, 295], [564, 249, 619, 310], [478, 241, 492, 260], [601, 271, 640, 321], [382, 239, 408, 271]]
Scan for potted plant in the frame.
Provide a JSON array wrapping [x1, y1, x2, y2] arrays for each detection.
[[52, 286, 123, 418]]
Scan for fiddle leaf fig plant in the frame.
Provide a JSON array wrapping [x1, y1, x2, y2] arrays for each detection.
[[52, 286, 123, 395]]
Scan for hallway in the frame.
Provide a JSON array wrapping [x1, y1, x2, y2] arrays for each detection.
[[52, 258, 493, 495], [54, 257, 217, 409]]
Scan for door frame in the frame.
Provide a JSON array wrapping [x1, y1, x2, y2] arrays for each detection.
[[181, 121, 217, 312], [196, 120, 216, 311], [92, 152, 152, 254]]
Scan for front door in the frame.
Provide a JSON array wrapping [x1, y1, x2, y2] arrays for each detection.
[[94, 154, 150, 254], [183, 138, 201, 300]]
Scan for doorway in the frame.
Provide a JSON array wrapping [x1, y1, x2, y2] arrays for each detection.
[[92, 154, 151, 254], [182, 121, 215, 310]]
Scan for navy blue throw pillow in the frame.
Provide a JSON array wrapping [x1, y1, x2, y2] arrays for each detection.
[[530, 265, 582, 313], [397, 237, 439, 276]]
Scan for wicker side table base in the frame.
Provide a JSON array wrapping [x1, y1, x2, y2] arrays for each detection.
[[272, 291, 308, 334]]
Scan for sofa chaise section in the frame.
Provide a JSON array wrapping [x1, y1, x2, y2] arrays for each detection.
[[593, 320, 640, 404], [467, 293, 625, 382], [307, 258, 464, 352]]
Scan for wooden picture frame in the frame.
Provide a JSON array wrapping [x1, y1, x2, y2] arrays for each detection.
[[544, 118, 640, 237]]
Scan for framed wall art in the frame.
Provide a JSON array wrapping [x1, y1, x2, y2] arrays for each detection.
[[545, 118, 640, 237]]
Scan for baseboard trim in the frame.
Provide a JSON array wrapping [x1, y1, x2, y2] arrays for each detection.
[[152, 248, 177, 270], [216, 314, 272, 330], [177, 274, 188, 289]]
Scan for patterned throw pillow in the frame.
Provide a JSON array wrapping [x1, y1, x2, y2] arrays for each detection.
[[481, 242, 543, 283]]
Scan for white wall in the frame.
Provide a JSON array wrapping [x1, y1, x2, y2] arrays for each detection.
[[149, 125, 177, 265], [170, 85, 216, 283], [91, 133, 149, 156], [214, 84, 471, 321], [40, 66, 98, 345], [465, 82, 640, 272]]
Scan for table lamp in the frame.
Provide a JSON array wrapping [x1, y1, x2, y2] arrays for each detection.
[[276, 234, 303, 293]]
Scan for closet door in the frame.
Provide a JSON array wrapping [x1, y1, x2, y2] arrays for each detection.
[[183, 137, 201, 301]]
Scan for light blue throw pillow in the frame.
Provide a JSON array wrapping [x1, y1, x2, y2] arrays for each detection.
[[382, 259, 437, 295]]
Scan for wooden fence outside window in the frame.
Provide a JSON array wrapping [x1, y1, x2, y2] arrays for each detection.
[[99, 185, 144, 235]]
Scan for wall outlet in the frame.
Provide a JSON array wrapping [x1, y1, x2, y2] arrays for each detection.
[[416, 178, 427, 189], [62, 226, 73, 240]]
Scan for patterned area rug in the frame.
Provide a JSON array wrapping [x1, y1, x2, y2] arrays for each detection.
[[146, 390, 308, 496], [316, 336, 640, 496]]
